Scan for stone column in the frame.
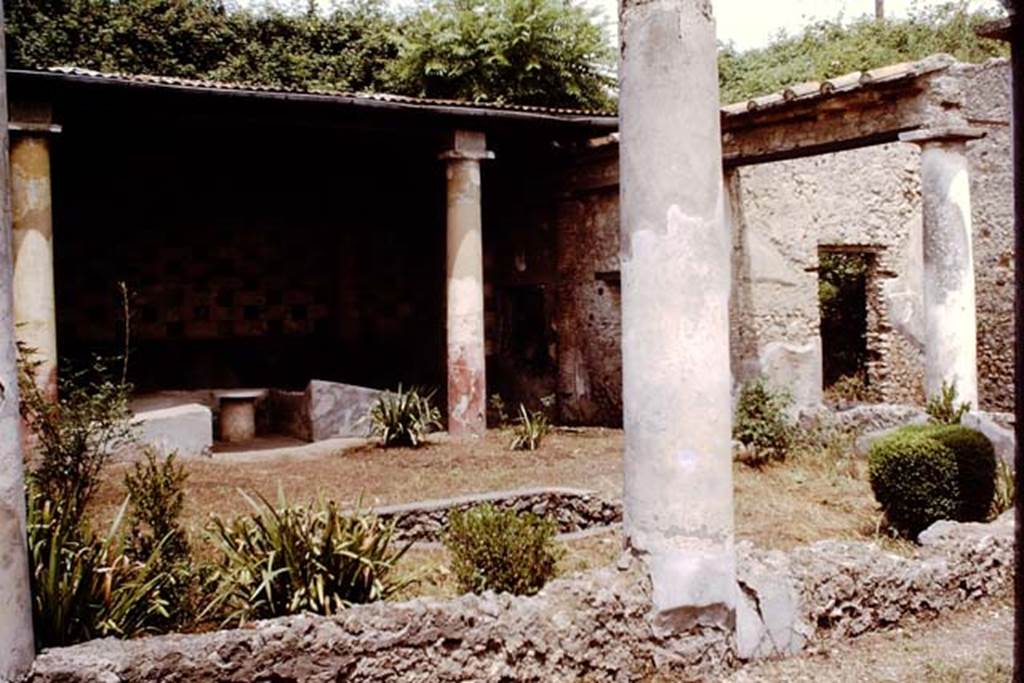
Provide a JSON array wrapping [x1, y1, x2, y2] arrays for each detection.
[[10, 128, 57, 399], [900, 127, 984, 408], [0, 23, 38, 677], [619, 0, 735, 625], [440, 131, 492, 437]]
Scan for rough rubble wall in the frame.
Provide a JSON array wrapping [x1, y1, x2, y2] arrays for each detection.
[[732, 143, 926, 406], [553, 61, 1013, 423], [27, 513, 1014, 682], [961, 61, 1015, 412], [554, 154, 622, 426]]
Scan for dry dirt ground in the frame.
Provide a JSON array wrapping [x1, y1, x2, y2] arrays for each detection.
[[92, 427, 884, 595], [89, 428, 1012, 676], [93, 427, 881, 550]]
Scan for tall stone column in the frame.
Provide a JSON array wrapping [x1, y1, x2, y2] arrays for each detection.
[[619, 0, 735, 624], [11, 129, 57, 399], [440, 131, 492, 437], [0, 6, 38, 674], [900, 127, 984, 408]]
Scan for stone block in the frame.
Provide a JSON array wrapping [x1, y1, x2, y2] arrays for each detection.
[[962, 411, 1015, 467], [307, 380, 383, 440], [758, 340, 823, 408], [133, 403, 212, 458]]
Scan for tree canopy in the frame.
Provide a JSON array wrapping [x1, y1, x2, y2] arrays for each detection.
[[2, 0, 1010, 110], [4, 0, 613, 109], [718, 3, 1009, 104]]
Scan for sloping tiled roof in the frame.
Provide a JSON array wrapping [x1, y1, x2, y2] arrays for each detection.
[[40, 66, 616, 119], [23, 53, 956, 125], [720, 53, 955, 117]]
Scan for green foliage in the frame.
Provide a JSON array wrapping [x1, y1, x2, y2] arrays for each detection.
[[732, 378, 794, 465], [26, 484, 172, 647], [868, 427, 960, 538], [18, 345, 136, 519], [718, 3, 1009, 104], [368, 384, 441, 448], [924, 424, 996, 522], [509, 395, 554, 451], [825, 372, 871, 405], [385, 0, 614, 109], [926, 380, 971, 425], [444, 503, 560, 595], [203, 490, 409, 625], [6, 0, 611, 109], [123, 449, 194, 626], [992, 458, 1014, 518], [489, 393, 510, 428]]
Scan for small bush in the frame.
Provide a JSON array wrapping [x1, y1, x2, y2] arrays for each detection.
[[124, 449, 194, 627], [992, 459, 1015, 518], [444, 504, 561, 596], [923, 424, 996, 523], [824, 372, 871, 405], [27, 485, 172, 647], [18, 346, 136, 517], [733, 378, 793, 465], [509, 395, 554, 451], [869, 428, 961, 538], [203, 490, 410, 625], [368, 385, 441, 448], [926, 380, 971, 425]]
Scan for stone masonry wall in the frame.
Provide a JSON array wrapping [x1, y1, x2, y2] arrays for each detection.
[[27, 513, 1013, 682], [552, 59, 1013, 424]]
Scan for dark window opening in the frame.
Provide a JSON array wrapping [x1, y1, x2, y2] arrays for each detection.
[[818, 249, 873, 389]]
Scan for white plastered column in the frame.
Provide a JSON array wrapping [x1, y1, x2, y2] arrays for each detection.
[[900, 127, 984, 408], [619, 0, 735, 626]]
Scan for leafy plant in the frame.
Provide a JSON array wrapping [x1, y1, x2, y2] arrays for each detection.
[[386, 0, 615, 110], [367, 384, 441, 448], [509, 395, 554, 451], [824, 372, 872, 405], [203, 490, 410, 626], [732, 378, 794, 466], [488, 393, 510, 428], [868, 427, 960, 538], [924, 424, 996, 523], [124, 449, 194, 627], [18, 344, 136, 519], [444, 503, 561, 595], [27, 485, 172, 647], [992, 458, 1015, 518], [926, 380, 971, 425], [510, 404, 550, 451]]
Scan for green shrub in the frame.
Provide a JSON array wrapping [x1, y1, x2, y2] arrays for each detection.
[[368, 384, 441, 448], [124, 449, 195, 626], [733, 378, 794, 465], [922, 424, 996, 523], [27, 485, 172, 647], [18, 346, 136, 517], [444, 504, 561, 595], [926, 380, 971, 425], [509, 396, 554, 451], [868, 428, 960, 538], [203, 490, 410, 625]]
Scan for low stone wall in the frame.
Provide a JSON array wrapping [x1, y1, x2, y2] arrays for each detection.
[[372, 487, 622, 544], [27, 512, 1013, 683]]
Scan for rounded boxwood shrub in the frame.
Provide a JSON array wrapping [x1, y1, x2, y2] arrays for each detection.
[[923, 424, 997, 522], [444, 504, 561, 596], [868, 429, 960, 538]]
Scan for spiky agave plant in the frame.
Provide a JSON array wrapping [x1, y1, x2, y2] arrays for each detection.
[[202, 488, 411, 626], [367, 384, 441, 448]]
